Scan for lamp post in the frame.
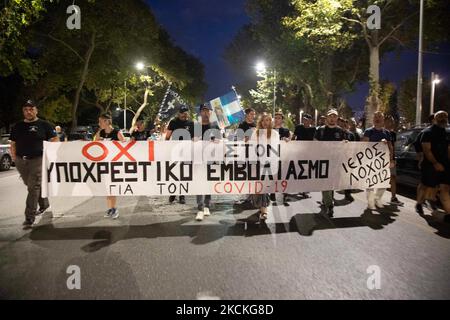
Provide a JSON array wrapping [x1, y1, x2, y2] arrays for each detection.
[[255, 61, 276, 117], [415, 0, 424, 126], [430, 72, 441, 115]]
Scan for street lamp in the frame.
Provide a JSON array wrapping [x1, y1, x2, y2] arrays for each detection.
[[135, 61, 145, 71], [430, 72, 441, 115], [415, 0, 424, 126], [255, 60, 276, 117]]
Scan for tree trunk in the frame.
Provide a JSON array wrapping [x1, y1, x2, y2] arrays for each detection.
[[130, 87, 150, 133], [70, 33, 96, 133], [365, 44, 381, 128]]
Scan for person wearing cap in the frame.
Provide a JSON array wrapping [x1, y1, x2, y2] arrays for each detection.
[[10, 100, 59, 228], [318, 115, 326, 127], [293, 113, 316, 141], [294, 113, 317, 199], [314, 108, 347, 217], [193, 104, 221, 221], [95, 113, 126, 219], [165, 105, 194, 204], [362, 111, 394, 210]]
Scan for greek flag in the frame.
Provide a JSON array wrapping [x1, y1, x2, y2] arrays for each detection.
[[202, 91, 244, 129]]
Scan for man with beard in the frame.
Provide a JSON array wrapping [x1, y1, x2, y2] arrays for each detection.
[[165, 105, 194, 204], [10, 100, 59, 228]]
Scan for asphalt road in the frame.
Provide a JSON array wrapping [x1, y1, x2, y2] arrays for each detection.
[[0, 168, 449, 299]]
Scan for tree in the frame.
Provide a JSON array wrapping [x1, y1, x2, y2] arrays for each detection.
[[226, 0, 368, 119], [3, 0, 206, 131], [284, 0, 450, 126], [0, 0, 56, 79]]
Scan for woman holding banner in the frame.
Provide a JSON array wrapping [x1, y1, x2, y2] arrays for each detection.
[[95, 113, 125, 219], [249, 113, 279, 221]]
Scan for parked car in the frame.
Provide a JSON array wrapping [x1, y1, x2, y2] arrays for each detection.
[[0, 135, 12, 171], [67, 126, 94, 141], [67, 132, 93, 141]]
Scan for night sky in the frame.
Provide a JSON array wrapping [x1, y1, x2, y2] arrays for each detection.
[[147, 0, 450, 110], [148, 0, 249, 100]]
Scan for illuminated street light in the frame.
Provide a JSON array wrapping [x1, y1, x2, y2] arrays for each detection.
[[430, 72, 441, 115], [135, 62, 145, 71], [255, 60, 276, 116], [255, 61, 267, 73]]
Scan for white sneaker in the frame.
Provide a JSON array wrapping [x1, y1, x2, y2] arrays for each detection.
[[196, 210, 204, 221], [204, 207, 210, 216], [110, 208, 119, 219], [375, 200, 383, 208]]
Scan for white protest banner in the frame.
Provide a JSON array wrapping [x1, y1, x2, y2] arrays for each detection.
[[42, 140, 391, 197]]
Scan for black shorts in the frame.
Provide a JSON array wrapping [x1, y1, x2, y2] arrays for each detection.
[[421, 163, 450, 187]]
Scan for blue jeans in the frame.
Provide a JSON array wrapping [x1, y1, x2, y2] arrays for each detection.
[[197, 195, 211, 210]]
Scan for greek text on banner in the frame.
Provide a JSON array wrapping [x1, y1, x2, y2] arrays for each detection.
[[42, 141, 391, 197]]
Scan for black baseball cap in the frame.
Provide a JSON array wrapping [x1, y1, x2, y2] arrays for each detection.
[[179, 105, 189, 113], [200, 103, 212, 111], [23, 100, 37, 108], [302, 113, 312, 120]]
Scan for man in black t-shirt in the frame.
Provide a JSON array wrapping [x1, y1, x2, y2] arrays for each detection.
[[131, 120, 150, 141], [420, 111, 450, 216], [235, 108, 257, 207], [165, 105, 194, 204], [10, 100, 58, 228], [293, 113, 317, 199], [294, 113, 316, 141], [273, 111, 291, 140], [314, 109, 347, 217], [194, 104, 221, 221], [165, 105, 194, 142], [413, 114, 436, 214], [237, 108, 256, 142]]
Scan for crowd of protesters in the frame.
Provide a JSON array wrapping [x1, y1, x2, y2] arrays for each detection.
[[8, 99, 450, 228]]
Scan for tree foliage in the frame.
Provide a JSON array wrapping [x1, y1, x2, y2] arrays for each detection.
[[1, 0, 206, 130]]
